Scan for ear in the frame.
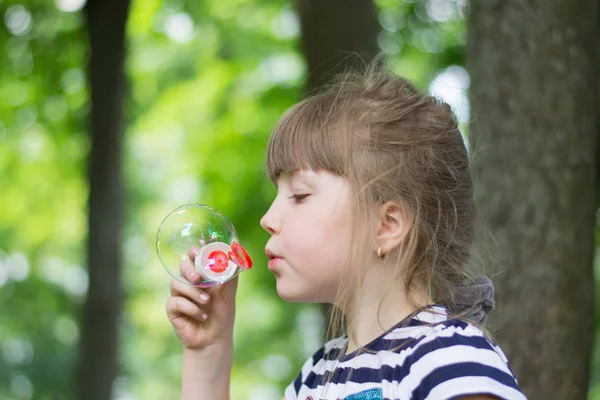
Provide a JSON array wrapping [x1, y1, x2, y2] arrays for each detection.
[[376, 201, 412, 255]]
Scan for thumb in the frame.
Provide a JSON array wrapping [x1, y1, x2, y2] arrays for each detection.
[[222, 275, 239, 298], [213, 275, 239, 305]]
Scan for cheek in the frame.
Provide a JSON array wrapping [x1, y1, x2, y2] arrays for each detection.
[[286, 210, 353, 267]]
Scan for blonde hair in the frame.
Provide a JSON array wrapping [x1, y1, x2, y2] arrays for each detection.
[[266, 60, 490, 361]]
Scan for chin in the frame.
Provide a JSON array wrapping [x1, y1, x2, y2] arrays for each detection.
[[276, 284, 324, 303], [276, 284, 303, 302], [275, 280, 317, 303]]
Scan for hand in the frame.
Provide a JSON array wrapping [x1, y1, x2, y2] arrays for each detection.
[[166, 246, 238, 350]]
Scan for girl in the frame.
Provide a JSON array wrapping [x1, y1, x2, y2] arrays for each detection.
[[166, 64, 526, 400]]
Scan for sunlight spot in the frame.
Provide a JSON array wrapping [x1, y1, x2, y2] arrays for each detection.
[[125, 235, 151, 267], [248, 383, 281, 400], [454, 0, 468, 17], [62, 68, 86, 94], [258, 53, 304, 86], [0, 251, 8, 287], [261, 354, 292, 381], [165, 176, 200, 204], [236, 70, 270, 95], [4, 5, 32, 36], [10, 374, 33, 399], [18, 124, 47, 164], [429, 65, 470, 124], [53, 316, 79, 345], [2, 338, 34, 364], [164, 12, 195, 43], [272, 8, 299, 39], [55, 0, 86, 13], [63, 265, 89, 296], [429, 65, 471, 150], [378, 31, 403, 54], [426, 0, 457, 22], [112, 376, 134, 400], [379, 9, 404, 32], [40, 256, 89, 296], [7, 252, 29, 281], [44, 95, 68, 122], [40, 256, 65, 285]]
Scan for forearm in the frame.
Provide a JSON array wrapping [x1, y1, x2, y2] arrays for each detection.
[[181, 342, 233, 400]]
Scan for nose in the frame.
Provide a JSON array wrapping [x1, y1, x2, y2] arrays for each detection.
[[260, 204, 280, 235]]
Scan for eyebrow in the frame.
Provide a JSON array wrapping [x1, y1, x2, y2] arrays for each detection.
[[293, 175, 319, 192]]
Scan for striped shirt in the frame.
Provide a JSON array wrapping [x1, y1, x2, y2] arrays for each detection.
[[284, 306, 526, 400]]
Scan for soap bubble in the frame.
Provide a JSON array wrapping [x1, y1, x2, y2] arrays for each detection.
[[156, 204, 252, 287]]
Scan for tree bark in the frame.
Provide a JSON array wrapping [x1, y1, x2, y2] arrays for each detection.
[[467, 1, 597, 398], [77, 0, 130, 399], [295, 0, 380, 92]]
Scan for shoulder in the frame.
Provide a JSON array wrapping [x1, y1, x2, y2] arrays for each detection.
[[394, 318, 526, 400]]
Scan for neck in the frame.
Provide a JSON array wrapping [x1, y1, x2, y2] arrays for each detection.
[[343, 267, 431, 354]]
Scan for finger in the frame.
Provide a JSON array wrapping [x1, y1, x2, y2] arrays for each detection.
[[166, 296, 207, 322], [170, 278, 210, 305], [187, 246, 201, 262], [179, 258, 201, 283]]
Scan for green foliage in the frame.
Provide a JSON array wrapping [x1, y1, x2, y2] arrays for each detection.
[[0, 1, 88, 398]]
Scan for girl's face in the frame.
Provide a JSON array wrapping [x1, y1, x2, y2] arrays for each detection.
[[260, 169, 353, 303]]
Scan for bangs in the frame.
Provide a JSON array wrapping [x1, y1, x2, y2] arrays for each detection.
[[266, 93, 350, 183]]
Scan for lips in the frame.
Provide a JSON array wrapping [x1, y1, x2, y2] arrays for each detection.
[[265, 248, 282, 270], [265, 249, 279, 260]]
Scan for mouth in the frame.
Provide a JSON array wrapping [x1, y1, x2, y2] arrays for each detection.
[[265, 249, 282, 270]]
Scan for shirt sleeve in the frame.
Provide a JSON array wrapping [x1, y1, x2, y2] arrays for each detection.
[[284, 380, 299, 400], [397, 325, 527, 400], [284, 346, 325, 400], [284, 368, 305, 400]]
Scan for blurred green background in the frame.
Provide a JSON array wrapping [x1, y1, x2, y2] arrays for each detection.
[[0, 0, 595, 399]]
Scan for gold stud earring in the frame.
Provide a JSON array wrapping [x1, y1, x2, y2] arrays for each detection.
[[376, 246, 385, 260]]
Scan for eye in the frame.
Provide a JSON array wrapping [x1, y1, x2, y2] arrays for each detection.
[[288, 194, 310, 203]]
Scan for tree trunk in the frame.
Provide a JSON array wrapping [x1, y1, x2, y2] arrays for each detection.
[[295, 0, 380, 92], [467, 1, 597, 398], [77, 0, 130, 399]]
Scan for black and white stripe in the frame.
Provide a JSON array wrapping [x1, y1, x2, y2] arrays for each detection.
[[284, 306, 526, 400]]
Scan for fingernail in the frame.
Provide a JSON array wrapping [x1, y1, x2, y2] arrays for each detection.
[[193, 248, 201, 255], [188, 272, 198, 280], [200, 294, 209, 303], [201, 313, 208, 320]]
